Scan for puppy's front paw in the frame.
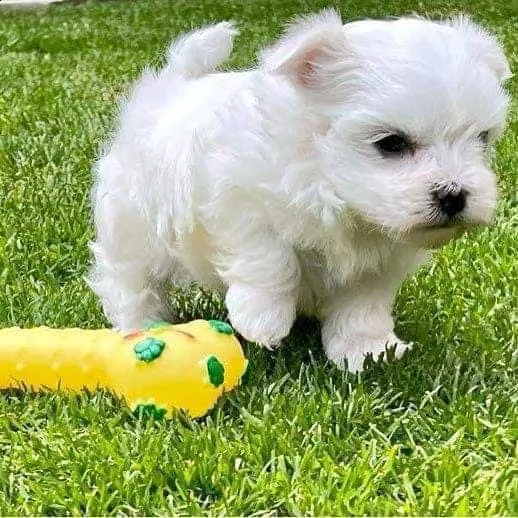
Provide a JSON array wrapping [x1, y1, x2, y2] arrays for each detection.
[[225, 284, 296, 349], [324, 332, 412, 373]]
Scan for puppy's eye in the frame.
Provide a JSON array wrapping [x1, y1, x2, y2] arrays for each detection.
[[374, 134, 412, 157], [478, 130, 489, 146]]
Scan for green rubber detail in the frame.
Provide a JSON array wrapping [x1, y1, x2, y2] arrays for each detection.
[[208, 320, 234, 335], [133, 403, 167, 420], [134, 337, 165, 363], [207, 356, 225, 387], [143, 320, 172, 331]]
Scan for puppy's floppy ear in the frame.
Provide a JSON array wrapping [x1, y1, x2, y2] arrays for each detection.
[[260, 9, 351, 96], [449, 15, 511, 83]]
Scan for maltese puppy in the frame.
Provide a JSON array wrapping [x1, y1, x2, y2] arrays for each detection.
[[89, 10, 510, 372]]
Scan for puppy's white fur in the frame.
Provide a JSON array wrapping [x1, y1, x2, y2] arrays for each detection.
[[89, 11, 510, 372]]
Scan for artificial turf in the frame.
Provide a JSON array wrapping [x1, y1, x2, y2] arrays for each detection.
[[0, 0, 516, 514]]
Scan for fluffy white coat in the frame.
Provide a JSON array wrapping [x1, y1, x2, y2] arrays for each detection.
[[89, 11, 510, 371]]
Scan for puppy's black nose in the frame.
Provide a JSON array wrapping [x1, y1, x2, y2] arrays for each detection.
[[434, 184, 466, 217], [440, 191, 466, 217]]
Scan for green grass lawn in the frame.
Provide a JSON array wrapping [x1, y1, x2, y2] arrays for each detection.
[[0, 0, 516, 514]]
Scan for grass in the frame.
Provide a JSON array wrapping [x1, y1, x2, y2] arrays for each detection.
[[0, 0, 516, 514]]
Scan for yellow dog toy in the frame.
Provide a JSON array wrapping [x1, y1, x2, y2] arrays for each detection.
[[0, 320, 247, 418]]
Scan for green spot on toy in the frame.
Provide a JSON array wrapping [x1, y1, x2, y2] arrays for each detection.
[[207, 356, 225, 387], [144, 320, 172, 331], [208, 320, 234, 335], [134, 337, 165, 363], [133, 403, 167, 420]]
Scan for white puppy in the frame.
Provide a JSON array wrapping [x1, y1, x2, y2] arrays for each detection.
[[89, 10, 510, 372]]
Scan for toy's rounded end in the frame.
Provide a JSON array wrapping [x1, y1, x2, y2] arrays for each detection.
[[117, 319, 247, 420]]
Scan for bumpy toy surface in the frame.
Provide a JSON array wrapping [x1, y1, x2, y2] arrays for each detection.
[[0, 320, 247, 418]]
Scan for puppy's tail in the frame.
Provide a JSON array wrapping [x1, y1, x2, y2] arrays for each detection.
[[165, 21, 239, 78]]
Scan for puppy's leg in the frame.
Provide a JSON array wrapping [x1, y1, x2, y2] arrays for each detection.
[[218, 232, 301, 348], [89, 196, 173, 331], [320, 276, 411, 372]]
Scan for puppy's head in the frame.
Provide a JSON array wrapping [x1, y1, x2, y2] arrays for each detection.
[[261, 11, 510, 247]]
